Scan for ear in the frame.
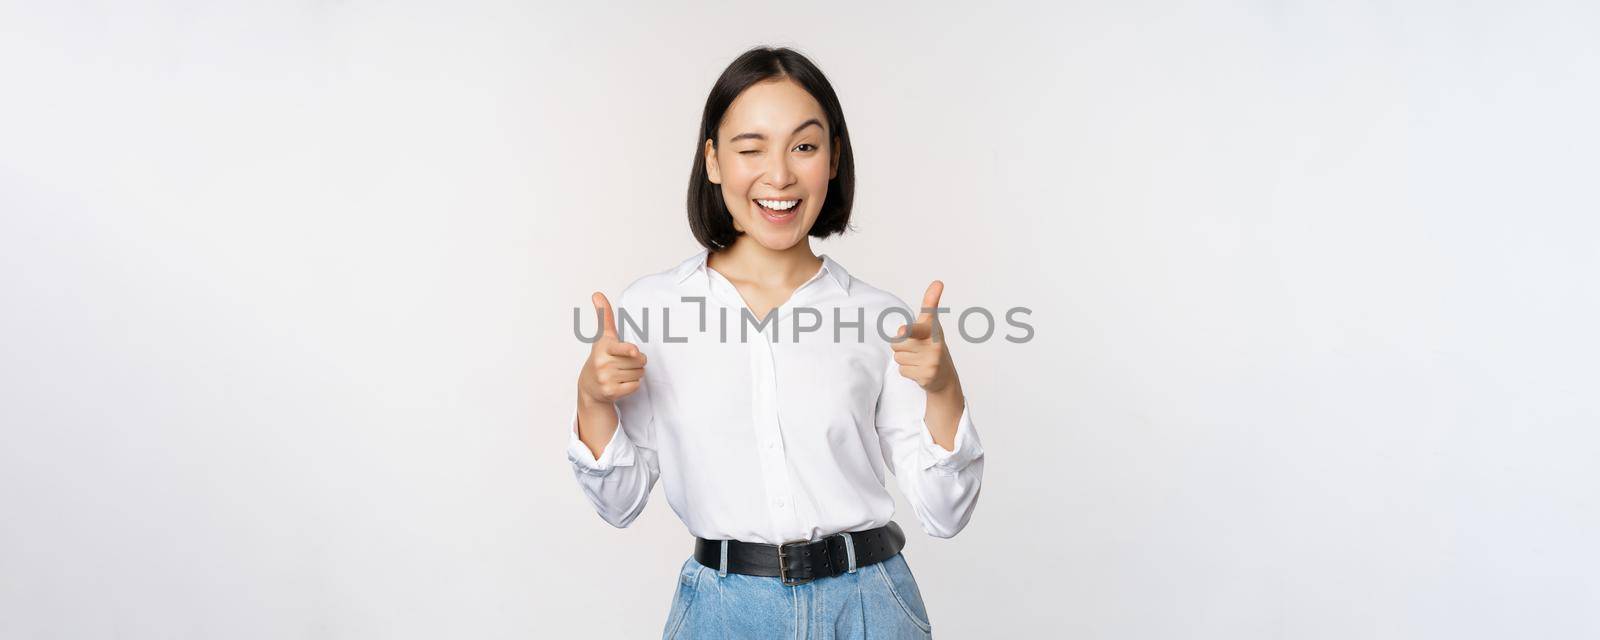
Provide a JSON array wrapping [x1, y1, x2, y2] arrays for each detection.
[[704, 138, 722, 184], [829, 136, 841, 180]]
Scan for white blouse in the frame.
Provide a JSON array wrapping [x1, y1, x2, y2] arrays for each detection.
[[566, 249, 985, 544]]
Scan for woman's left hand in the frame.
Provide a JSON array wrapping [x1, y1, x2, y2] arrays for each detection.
[[892, 280, 960, 395]]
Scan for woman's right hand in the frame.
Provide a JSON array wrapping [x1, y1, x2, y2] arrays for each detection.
[[578, 291, 647, 405]]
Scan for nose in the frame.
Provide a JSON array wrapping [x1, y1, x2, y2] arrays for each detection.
[[762, 151, 796, 190]]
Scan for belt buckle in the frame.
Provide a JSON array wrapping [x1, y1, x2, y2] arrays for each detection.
[[776, 540, 814, 586]]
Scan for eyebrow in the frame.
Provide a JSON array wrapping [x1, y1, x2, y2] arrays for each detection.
[[729, 118, 824, 143]]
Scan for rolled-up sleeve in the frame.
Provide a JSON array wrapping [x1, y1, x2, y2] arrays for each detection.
[[873, 350, 986, 538]]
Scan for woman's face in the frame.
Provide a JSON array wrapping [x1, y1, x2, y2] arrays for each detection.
[[704, 77, 840, 252]]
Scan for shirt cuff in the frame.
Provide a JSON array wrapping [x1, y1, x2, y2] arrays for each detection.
[[566, 406, 637, 476], [918, 399, 984, 476]]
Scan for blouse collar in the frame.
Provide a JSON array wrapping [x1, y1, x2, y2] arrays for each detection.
[[672, 248, 851, 294]]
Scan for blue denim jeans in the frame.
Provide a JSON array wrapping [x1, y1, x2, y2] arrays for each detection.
[[661, 551, 935, 639]]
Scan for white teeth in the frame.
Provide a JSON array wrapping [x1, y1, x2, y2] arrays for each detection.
[[756, 199, 799, 211]]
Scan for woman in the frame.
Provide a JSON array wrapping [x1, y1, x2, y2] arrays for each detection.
[[567, 46, 985, 639]]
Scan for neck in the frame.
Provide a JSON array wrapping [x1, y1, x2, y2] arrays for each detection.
[[708, 236, 822, 287]]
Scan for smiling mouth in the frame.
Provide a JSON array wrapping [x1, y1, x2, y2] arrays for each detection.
[[754, 198, 802, 224]]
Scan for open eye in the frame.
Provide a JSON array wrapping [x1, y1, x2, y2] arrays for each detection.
[[793, 143, 817, 152]]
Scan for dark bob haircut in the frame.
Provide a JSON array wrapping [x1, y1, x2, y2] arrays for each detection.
[[687, 46, 856, 252]]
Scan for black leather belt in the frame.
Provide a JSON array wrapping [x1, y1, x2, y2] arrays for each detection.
[[693, 521, 907, 586]]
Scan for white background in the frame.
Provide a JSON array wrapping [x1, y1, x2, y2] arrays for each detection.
[[3, 1, 1598, 638]]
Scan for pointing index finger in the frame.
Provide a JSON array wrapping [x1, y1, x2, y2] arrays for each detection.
[[605, 341, 641, 359]]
